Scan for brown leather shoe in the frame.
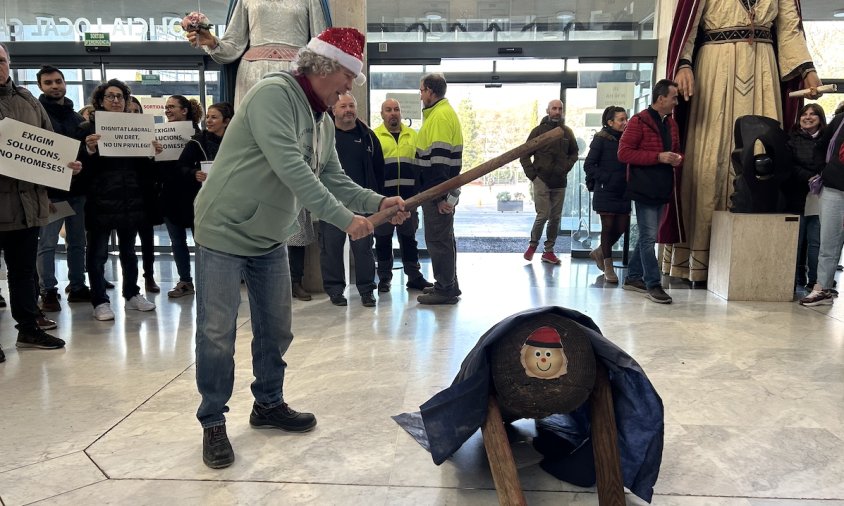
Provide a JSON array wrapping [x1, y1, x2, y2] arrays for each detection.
[[292, 282, 312, 301], [145, 277, 160, 293]]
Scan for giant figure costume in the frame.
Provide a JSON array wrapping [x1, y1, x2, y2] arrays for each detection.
[[207, 0, 331, 107], [662, 0, 815, 282]]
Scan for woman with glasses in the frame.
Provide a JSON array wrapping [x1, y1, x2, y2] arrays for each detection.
[[79, 79, 162, 321], [159, 95, 203, 298]]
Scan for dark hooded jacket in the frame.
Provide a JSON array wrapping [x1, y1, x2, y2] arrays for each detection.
[[519, 116, 578, 189]]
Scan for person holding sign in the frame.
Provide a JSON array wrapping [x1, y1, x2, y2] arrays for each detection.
[[159, 95, 202, 299], [78, 79, 162, 322], [0, 43, 81, 356]]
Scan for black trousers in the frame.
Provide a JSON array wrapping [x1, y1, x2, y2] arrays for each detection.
[[374, 210, 423, 282], [86, 226, 140, 306], [319, 220, 376, 297], [0, 227, 40, 331]]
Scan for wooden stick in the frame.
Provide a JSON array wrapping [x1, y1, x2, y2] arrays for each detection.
[[590, 361, 626, 506], [481, 395, 527, 506], [788, 83, 837, 98], [367, 127, 565, 227]]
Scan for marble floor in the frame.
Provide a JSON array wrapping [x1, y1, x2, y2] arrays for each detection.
[[0, 253, 842, 506]]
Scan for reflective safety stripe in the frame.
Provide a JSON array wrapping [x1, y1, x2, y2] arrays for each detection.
[[384, 178, 417, 187]]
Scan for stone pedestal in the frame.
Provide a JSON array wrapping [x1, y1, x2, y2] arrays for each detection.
[[708, 211, 799, 301]]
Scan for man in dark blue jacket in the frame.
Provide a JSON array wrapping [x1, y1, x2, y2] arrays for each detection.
[[320, 93, 385, 308], [35, 65, 90, 311]]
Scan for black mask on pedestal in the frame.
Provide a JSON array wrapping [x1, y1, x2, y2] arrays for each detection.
[[729, 115, 791, 213]]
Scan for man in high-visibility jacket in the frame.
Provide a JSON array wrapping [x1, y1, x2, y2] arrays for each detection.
[[374, 98, 433, 293], [416, 73, 463, 305]]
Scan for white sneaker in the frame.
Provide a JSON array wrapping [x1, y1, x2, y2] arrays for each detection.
[[126, 294, 156, 311], [93, 303, 115, 321]]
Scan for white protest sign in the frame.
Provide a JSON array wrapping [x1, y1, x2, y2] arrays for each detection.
[[155, 121, 194, 161], [0, 117, 79, 190], [135, 96, 167, 118], [95, 111, 156, 157]]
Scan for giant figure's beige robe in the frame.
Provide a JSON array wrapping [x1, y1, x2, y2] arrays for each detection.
[[662, 0, 813, 282]]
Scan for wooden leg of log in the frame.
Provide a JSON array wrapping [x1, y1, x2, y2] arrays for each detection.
[[590, 361, 626, 506], [481, 395, 527, 506]]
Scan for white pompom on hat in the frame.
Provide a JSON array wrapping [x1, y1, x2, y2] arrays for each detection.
[[306, 27, 367, 85]]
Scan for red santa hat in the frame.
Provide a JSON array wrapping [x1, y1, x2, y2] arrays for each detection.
[[524, 326, 563, 348], [306, 27, 366, 85]]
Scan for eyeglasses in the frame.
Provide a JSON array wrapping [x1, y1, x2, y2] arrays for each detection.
[[104, 94, 124, 102]]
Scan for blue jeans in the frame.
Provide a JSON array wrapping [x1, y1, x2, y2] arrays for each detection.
[[37, 196, 87, 292], [817, 187, 844, 289], [628, 201, 665, 289], [195, 244, 293, 428], [165, 218, 193, 282]]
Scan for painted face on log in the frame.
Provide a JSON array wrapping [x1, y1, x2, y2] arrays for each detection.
[[519, 326, 568, 379]]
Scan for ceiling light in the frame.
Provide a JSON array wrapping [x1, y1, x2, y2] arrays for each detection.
[[556, 10, 575, 21], [425, 11, 443, 21], [834, 9, 844, 18]]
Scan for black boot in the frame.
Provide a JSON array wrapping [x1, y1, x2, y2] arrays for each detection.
[[202, 425, 235, 469]]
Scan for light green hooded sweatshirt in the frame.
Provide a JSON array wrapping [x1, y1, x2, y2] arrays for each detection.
[[194, 71, 383, 256]]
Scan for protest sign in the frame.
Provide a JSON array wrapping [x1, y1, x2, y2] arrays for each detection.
[[155, 121, 195, 161], [95, 111, 156, 157], [0, 117, 79, 190]]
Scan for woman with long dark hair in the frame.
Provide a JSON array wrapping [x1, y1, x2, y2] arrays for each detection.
[[583, 106, 629, 283], [159, 95, 204, 298], [167, 101, 233, 298], [786, 103, 827, 289]]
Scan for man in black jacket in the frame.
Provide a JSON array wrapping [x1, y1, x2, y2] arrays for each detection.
[[519, 99, 578, 265], [34, 65, 90, 311], [319, 93, 385, 307]]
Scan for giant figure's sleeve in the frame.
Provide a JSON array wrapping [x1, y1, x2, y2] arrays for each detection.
[[775, 0, 815, 81], [678, 0, 706, 66], [309, 0, 329, 35], [205, 0, 249, 64]]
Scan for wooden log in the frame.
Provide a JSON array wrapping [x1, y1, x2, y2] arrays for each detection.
[[590, 361, 625, 506], [481, 395, 527, 506], [368, 127, 565, 227]]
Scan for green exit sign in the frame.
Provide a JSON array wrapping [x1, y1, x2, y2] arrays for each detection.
[[84, 32, 110, 53], [141, 74, 161, 85]]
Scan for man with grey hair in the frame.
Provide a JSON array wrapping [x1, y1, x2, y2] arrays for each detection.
[[416, 73, 463, 305], [0, 43, 82, 362], [192, 28, 408, 469]]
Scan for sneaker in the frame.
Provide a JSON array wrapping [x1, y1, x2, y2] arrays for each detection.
[[126, 294, 156, 311], [622, 278, 648, 293], [417, 292, 460, 305], [16, 327, 65, 349], [145, 277, 160, 293], [541, 251, 562, 265], [93, 303, 115, 321], [0, 344, 5, 363], [292, 282, 312, 301], [646, 286, 673, 304], [249, 402, 317, 432], [329, 294, 347, 306], [799, 289, 834, 306], [104, 280, 115, 289], [377, 280, 391, 293], [67, 286, 92, 303], [589, 248, 605, 271], [167, 281, 195, 298], [361, 292, 376, 307], [523, 244, 537, 261], [829, 288, 839, 299], [406, 277, 433, 291], [203, 425, 235, 469], [36, 313, 58, 330], [40, 289, 61, 312]]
